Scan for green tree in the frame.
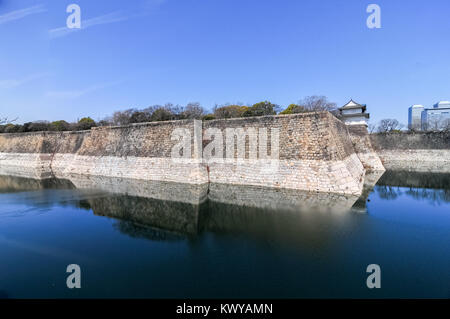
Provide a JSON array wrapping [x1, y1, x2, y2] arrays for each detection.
[[50, 120, 70, 131], [129, 111, 152, 123], [28, 121, 50, 132], [280, 104, 307, 114], [77, 117, 96, 130], [213, 105, 249, 119], [202, 114, 216, 121], [4, 123, 20, 133], [151, 107, 175, 122], [243, 101, 278, 117]]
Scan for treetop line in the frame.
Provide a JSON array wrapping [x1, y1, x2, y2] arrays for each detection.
[[4, 96, 447, 134]]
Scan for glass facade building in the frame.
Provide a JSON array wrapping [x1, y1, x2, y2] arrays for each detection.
[[419, 101, 450, 131]]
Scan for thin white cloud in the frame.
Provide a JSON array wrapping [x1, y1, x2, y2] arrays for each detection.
[[49, 0, 168, 39], [0, 4, 46, 25], [0, 73, 49, 89], [49, 11, 130, 39], [45, 81, 122, 99]]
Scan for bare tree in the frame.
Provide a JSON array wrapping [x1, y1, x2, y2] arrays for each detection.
[[0, 117, 17, 125], [164, 103, 183, 117], [180, 102, 205, 119], [368, 123, 377, 133], [97, 117, 113, 127], [425, 117, 449, 132], [111, 109, 135, 125], [442, 119, 450, 132], [377, 119, 403, 133], [298, 96, 337, 112], [428, 119, 439, 131]]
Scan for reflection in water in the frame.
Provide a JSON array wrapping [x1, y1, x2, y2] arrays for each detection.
[[0, 175, 75, 193], [198, 199, 363, 250], [0, 171, 449, 298], [114, 220, 187, 242], [0, 170, 448, 241], [375, 171, 450, 204], [0, 173, 363, 241], [91, 195, 200, 238], [376, 185, 401, 200], [377, 170, 450, 189], [351, 170, 384, 214], [208, 183, 359, 212], [0, 171, 450, 244], [67, 175, 208, 205], [0, 175, 106, 214]]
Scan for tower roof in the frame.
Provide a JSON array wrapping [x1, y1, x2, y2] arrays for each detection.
[[339, 99, 367, 111]]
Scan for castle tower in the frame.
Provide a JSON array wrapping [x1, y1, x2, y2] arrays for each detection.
[[338, 100, 370, 126]]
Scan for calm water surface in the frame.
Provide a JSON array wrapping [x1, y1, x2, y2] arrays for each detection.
[[0, 171, 449, 298]]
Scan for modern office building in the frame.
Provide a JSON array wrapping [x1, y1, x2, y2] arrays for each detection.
[[408, 104, 424, 130], [421, 101, 450, 130], [433, 101, 450, 109]]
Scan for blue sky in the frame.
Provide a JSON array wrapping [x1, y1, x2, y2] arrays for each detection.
[[0, 0, 449, 124]]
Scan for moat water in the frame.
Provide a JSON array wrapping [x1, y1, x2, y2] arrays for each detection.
[[0, 171, 448, 298]]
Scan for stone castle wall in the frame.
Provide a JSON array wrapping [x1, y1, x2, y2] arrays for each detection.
[[0, 112, 368, 195], [370, 132, 450, 172], [201, 112, 365, 193], [346, 125, 385, 171]]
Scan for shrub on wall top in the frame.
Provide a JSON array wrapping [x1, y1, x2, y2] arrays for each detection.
[[242, 101, 278, 117], [77, 117, 96, 130]]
